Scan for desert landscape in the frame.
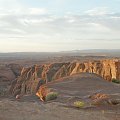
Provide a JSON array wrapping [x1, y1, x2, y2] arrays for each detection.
[[0, 0, 120, 120], [0, 51, 120, 120]]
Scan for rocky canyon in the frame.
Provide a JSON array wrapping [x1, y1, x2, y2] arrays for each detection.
[[10, 59, 120, 96]]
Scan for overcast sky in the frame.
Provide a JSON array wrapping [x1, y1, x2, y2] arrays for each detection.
[[0, 0, 120, 52]]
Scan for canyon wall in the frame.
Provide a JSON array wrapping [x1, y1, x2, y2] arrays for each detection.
[[10, 59, 120, 96], [0, 64, 22, 96], [0, 64, 22, 82]]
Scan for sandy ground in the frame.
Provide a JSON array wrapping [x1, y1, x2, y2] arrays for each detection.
[[0, 73, 120, 120]]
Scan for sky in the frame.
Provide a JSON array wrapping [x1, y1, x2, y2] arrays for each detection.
[[0, 0, 120, 52]]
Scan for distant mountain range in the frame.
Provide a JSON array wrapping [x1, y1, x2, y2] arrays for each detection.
[[0, 49, 120, 59], [60, 49, 120, 53]]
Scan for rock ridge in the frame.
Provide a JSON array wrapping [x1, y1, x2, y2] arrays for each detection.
[[10, 59, 120, 96]]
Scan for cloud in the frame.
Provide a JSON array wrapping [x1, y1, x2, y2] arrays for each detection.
[[85, 7, 115, 16], [0, 8, 120, 38], [28, 8, 47, 15], [0, 1, 120, 51]]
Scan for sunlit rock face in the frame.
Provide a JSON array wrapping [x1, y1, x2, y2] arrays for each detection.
[[10, 59, 120, 96]]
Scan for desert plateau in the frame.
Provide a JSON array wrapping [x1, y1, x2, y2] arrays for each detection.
[[0, 51, 120, 120], [0, 0, 120, 119]]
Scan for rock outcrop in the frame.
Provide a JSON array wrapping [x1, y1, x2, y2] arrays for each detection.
[[0, 64, 22, 96], [0, 67, 16, 82], [7, 64, 22, 77], [10, 59, 120, 96], [0, 64, 22, 82]]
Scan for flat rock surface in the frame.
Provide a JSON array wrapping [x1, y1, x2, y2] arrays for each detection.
[[47, 73, 120, 98], [0, 98, 120, 120], [0, 73, 120, 120]]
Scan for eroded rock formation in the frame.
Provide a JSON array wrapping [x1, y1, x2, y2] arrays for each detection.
[[0, 64, 22, 96], [0, 64, 22, 82], [10, 59, 120, 96]]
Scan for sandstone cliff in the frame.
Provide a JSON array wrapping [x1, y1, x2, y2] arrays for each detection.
[[10, 59, 120, 96]]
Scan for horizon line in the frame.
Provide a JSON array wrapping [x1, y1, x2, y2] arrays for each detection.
[[0, 49, 120, 53]]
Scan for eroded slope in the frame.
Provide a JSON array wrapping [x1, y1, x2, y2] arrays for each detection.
[[10, 59, 120, 96]]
